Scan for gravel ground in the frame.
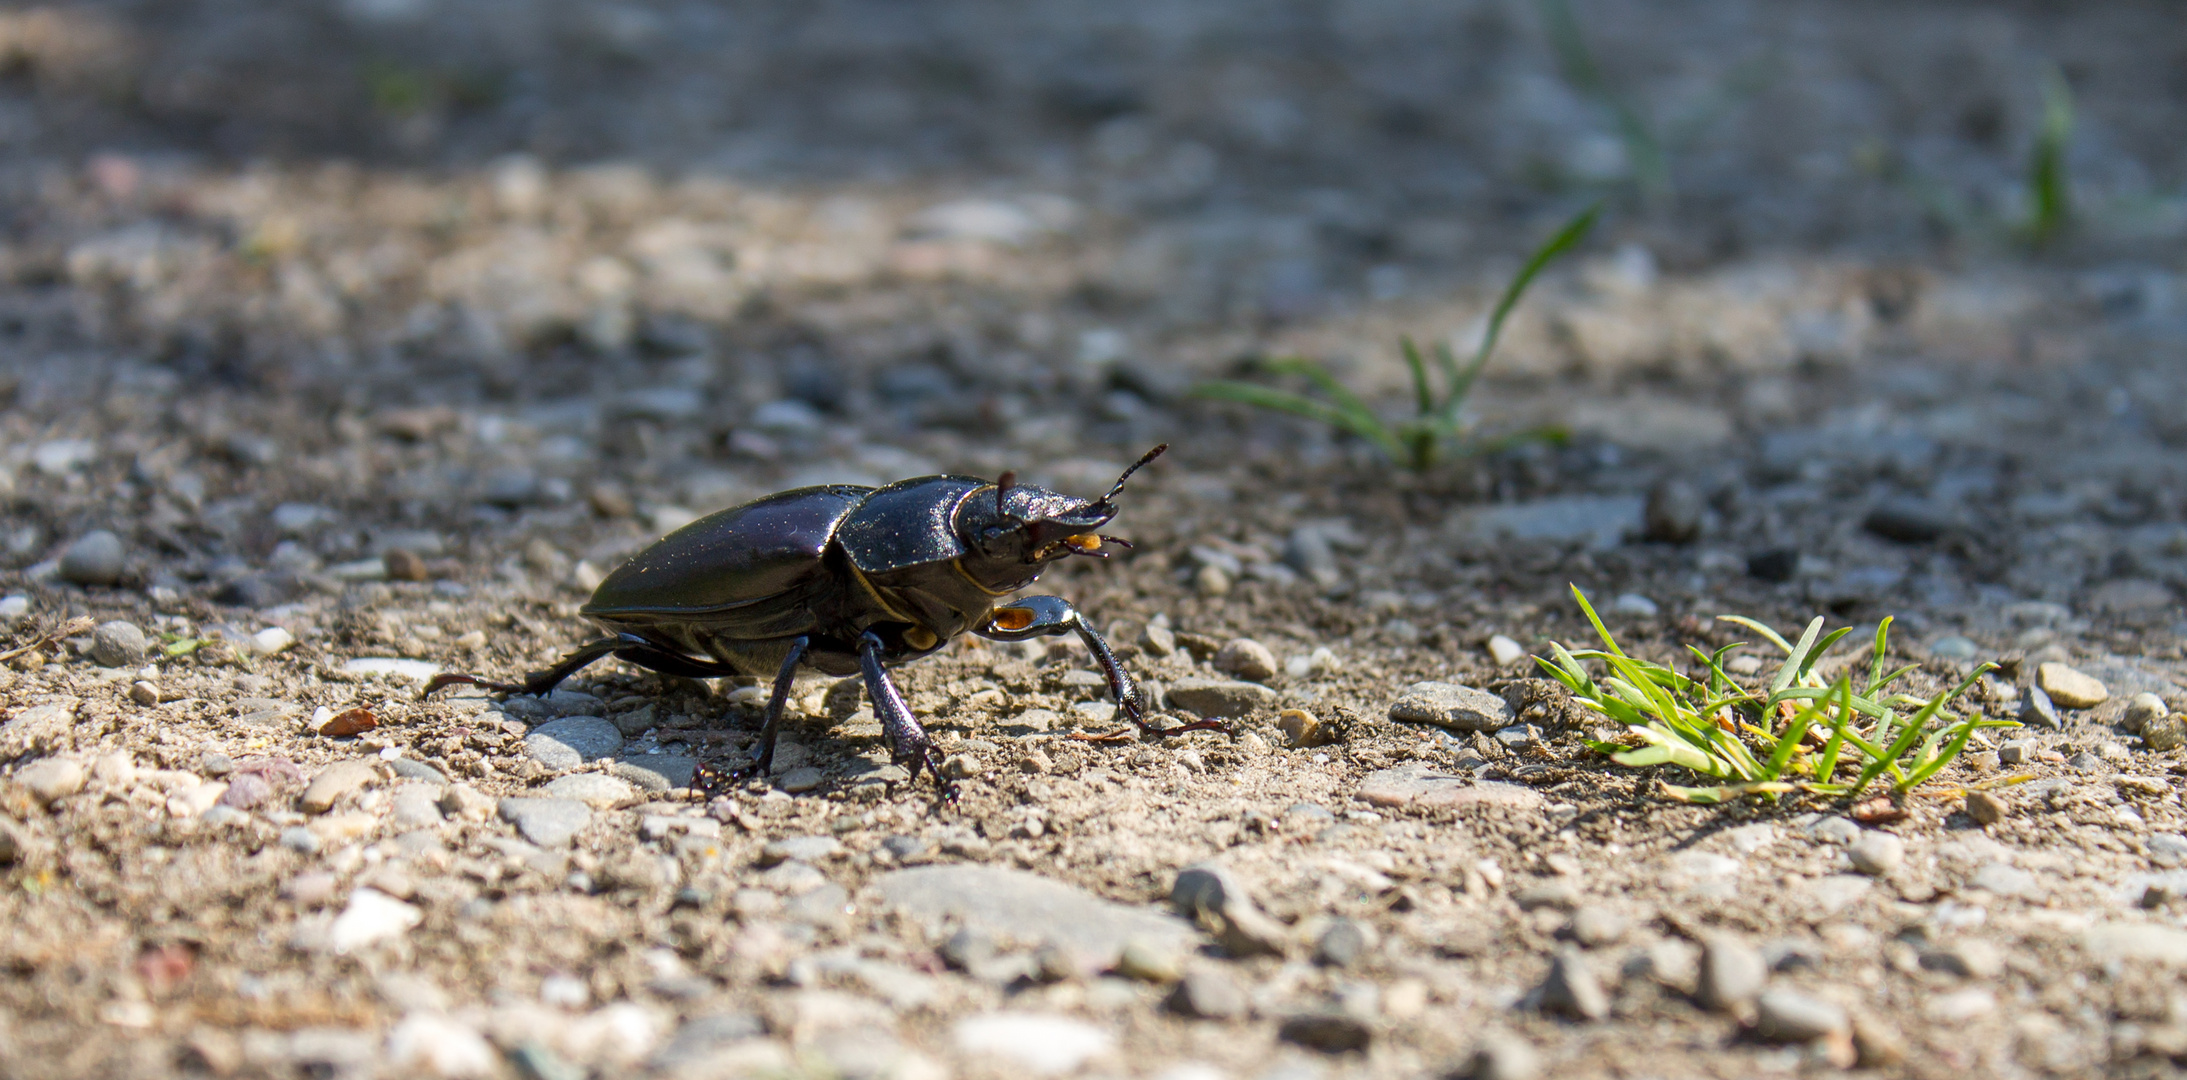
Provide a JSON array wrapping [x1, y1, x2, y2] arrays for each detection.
[[5, 2, 2187, 1078]]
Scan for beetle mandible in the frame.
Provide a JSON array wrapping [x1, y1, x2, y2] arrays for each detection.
[[422, 444, 1218, 795]]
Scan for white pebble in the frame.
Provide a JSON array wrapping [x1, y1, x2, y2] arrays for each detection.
[[252, 626, 297, 655], [387, 1013, 498, 1078], [329, 888, 423, 953], [1487, 634, 1527, 667], [954, 1013, 1115, 1076]]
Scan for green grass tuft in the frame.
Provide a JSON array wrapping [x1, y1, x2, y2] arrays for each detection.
[[1192, 204, 1596, 471], [1538, 586, 2015, 804]]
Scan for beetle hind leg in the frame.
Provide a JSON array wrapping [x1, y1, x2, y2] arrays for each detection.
[[858, 631, 955, 801]]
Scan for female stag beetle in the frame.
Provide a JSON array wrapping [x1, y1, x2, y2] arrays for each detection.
[[423, 444, 1218, 796]]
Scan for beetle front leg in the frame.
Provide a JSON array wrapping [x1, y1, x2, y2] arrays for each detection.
[[858, 631, 955, 801], [978, 595, 1227, 739]]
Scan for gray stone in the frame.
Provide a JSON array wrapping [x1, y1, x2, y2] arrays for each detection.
[[875, 865, 1195, 967], [1807, 816, 1861, 845], [388, 758, 449, 785], [1138, 623, 1176, 657], [1213, 638, 1280, 682], [498, 797, 592, 847], [1755, 989, 1849, 1043], [524, 716, 622, 771], [280, 826, 322, 854], [300, 759, 379, 814], [1164, 678, 1276, 718], [540, 772, 635, 808], [1387, 682, 1512, 732], [2148, 833, 2187, 868], [389, 783, 445, 829], [1450, 495, 1644, 552], [1970, 861, 2038, 897], [614, 755, 697, 791], [58, 530, 125, 586], [778, 766, 825, 793], [1965, 791, 2009, 825], [1928, 636, 1979, 660], [1864, 500, 1954, 543], [1848, 832, 1905, 876], [1314, 919, 1369, 967], [1539, 948, 1610, 1020], [1278, 1012, 1372, 1053], [2019, 686, 2059, 728], [1698, 936, 1767, 1017], [1165, 970, 1246, 1019], [762, 835, 843, 865], [1357, 763, 1543, 810], [1171, 863, 1290, 957], [1568, 906, 1629, 947], [1283, 526, 1342, 588], [90, 621, 149, 668]]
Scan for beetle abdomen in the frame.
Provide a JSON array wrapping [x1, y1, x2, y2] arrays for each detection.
[[584, 485, 869, 615], [836, 475, 988, 576]]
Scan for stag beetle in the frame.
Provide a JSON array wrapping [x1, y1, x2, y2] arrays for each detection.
[[423, 444, 1218, 796]]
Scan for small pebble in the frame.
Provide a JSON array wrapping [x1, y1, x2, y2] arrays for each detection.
[[1698, 936, 1766, 1018], [1116, 939, 1182, 983], [2145, 713, 2187, 753], [90, 621, 148, 668], [279, 826, 322, 854], [1847, 832, 1905, 876], [1486, 634, 1527, 667], [1277, 1012, 1372, 1053], [1755, 989, 1849, 1043], [328, 888, 423, 953], [1213, 638, 1279, 682], [251, 627, 296, 655], [2147, 833, 2187, 868], [2125, 693, 2169, 734], [282, 871, 338, 906], [1138, 623, 1176, 657], [1611, 593, 1658, 617], [778, 766, 826, 793], [1276, 709, 1333, 748], [383, 549, 430, 582], [1998, 739, 2035, 765], [218, 773, 272, 810], [0, 595, 27, 628], [387, 1013, 497, 1077], [1643, 478, 1703, 544], [1387, 682, 1513, 732], [541, 772, 636, 808], [761, 835, 843, 865], [300, 759, 379, 814], [438, 783, 495, 820], [1194, 564, 1231, 596], [1964, 791, 2008, 825], [15, 757, 86, 805], [1314, 919, 1370, 968], [497, 797, 592, 847], [1539, 947, 1609, 1021], [2035, 662, 2108, 710], [1568, 906, 1628, 948], [58, 530, 125, 586], [128, 680, 159, 706]]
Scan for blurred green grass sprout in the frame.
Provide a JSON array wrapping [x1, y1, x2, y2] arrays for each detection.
[[1541, 586, 2014, 804], [1193, 204, 1596, 471]]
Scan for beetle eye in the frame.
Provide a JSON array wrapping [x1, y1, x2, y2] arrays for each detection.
[[992, 607, 1035, 631]]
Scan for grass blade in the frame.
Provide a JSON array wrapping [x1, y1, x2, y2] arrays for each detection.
[[1400, 337, 1436, 419], [1447, 204, 1599, 426], [1851, 663, 1996, 795], [1768, 617, 1826, 696], [2026, 63, 2074, 247], [1718, 614, 1794, 654]]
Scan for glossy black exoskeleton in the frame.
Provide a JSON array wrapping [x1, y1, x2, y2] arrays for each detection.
[[423, 445, 1216, 796]]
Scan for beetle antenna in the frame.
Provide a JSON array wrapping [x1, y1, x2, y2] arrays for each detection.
[[995, 471, 1016, 521], [1098, 444, 1168, 504]]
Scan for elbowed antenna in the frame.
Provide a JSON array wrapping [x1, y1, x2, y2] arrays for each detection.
[[1097, 443, 1168, 505]]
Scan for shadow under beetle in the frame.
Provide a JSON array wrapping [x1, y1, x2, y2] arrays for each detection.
[[423, 444, 1219, 797]]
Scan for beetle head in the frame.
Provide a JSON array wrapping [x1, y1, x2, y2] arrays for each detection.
[[966, 444, 1166, 565]]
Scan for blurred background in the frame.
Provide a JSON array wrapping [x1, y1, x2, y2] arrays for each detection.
[[0, 0, 2182, 597]]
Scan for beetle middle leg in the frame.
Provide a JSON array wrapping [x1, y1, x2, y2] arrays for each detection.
[[858, 630, 955, 800], [980, 595, 1227, 739]]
